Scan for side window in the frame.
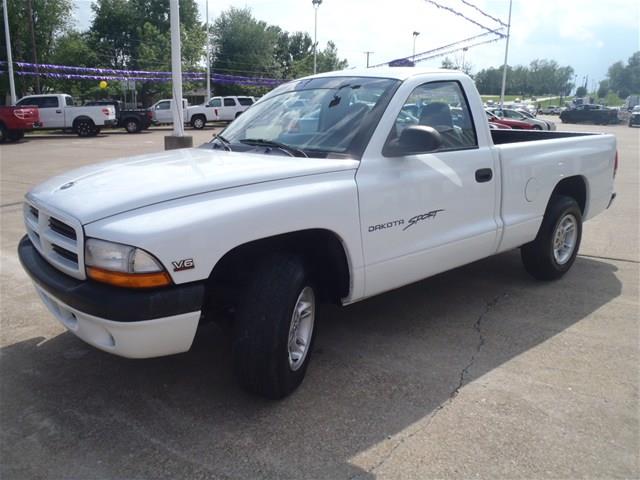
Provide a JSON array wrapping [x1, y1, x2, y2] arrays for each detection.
[[209, 98, 222, 107], [223, 98, 236, 107], [386, 81, 477, 153], [16, 97, 39, 107], [156, 101, 170, 110], [40, 97, 60, 108], [237, 97, 253, 106]]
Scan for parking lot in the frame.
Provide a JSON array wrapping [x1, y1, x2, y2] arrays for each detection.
[[0, 121, 638, 478]]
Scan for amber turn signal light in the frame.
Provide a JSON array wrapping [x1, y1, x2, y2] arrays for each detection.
[[86, 266, 172, 288]]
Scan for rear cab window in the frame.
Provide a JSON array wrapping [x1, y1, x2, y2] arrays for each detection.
[[223, 98, 237, 107]]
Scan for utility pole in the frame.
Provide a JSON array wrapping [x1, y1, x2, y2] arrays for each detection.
[[312, 0, 322, 74], [26, 0, 40, 93], [164, 0, 192, 150], [499, 0, 513, 108], [412, 31, 420, 62], [205, 0, 211, 102], [2, 0, 17, 104], [364, 51, 374, 68]]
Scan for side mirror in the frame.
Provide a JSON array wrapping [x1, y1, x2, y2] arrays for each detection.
[[386, 125, 442, 156]]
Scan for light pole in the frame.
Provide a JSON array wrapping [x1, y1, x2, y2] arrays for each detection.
[[412, 31, 420, 62], [364, 51, 374, 68], [499, 0, 513, 108], [312, 0, 322, 74], [2, 0, 17, 104], [461, 47, 468, 73], [165, 0, 193, 150], [205, 0, 210, 102]]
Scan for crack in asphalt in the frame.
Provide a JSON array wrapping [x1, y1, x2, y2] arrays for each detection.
[[350, 293, 506, 480]]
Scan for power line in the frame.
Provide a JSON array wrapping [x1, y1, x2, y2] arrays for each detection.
[[457, 0, 508, 28], [423, 0, 506, 38], [414, 36, 504, 64]]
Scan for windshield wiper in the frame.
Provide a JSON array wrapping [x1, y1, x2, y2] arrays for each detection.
[[213, 134, 232, 151], [239, 138, 308, 158]]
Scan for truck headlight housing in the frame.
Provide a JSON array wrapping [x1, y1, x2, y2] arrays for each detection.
[[85, 238, 171, 288]]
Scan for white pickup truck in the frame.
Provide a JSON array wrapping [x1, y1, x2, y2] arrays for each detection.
[[18, 68, 617, 399], [16, 94, 117, 136], [149, 98, 220, 129]]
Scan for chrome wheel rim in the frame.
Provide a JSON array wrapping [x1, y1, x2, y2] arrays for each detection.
[[287, 286, 315, 371], [195, 118, 204, 128], [126, 121, 138, 132], [553, 213, 578, 265]]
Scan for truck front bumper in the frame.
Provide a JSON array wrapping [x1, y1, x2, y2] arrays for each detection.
[[18, 236, 205, 358]]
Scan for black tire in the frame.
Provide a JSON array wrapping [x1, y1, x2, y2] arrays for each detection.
[[533, 124, 542, 130], [0, 123, 7, 143], [521, 195, 582, 281], [75, 119, 95, 137], [7, 130, 24, 141], [190, 115, 206, 129], [124, 118, 140, 133], [233, 254, 316, 399]]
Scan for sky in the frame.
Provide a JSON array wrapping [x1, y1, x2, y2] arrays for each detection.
[[72, 0, 640, 88]]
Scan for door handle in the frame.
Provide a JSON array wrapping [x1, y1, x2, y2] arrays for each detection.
[[56, 109, 62, 114], [475, 168, 493, 183]]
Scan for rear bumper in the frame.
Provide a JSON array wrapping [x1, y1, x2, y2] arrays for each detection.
[[18, 236, 205, 358], [103, 119, 118, 127]]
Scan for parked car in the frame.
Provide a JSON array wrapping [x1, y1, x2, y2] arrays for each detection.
[[488, 121, 512, 130], [627, 105, 640, 127], [205, 96, 254, 121], [489, 108, 556, 130], [15, 94, 116, 137], [485, 110, 535, 129], [0, 105, 41, 142], [18, 68, 617, 399], [85, 100, 152, 133], [539, 105, 561, 115], [560, 104, 618, 125]]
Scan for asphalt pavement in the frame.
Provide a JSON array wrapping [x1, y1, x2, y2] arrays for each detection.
[[0, 120, 638, 479]]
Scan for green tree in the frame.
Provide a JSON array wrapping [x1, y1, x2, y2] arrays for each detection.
[[1, 0, 73, 98], [597, 80, 610, 99], [606, 52, 640, 98], [575, 86, 587, 97]]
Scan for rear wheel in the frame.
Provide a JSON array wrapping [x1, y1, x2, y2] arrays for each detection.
[[75, 119, 96, 137], [232, 254, 316, 399], [521, 195, 582, 280], [191, 115, 206, 129], [124, 118, 140, 133], [533, 124, 542, 130]]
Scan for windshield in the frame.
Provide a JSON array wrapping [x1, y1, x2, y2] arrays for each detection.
[[216, 76, 400, 159]]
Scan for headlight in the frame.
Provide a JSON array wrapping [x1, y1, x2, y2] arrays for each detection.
[[85, 238, 171, 288]]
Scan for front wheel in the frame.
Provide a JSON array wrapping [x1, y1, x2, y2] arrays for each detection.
[[233, 254, 316, 399], [7, 130, 24, 141], [521, 195, 582, 280]]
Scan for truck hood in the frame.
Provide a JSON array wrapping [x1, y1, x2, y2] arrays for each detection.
[[27, 147, 359, 224]]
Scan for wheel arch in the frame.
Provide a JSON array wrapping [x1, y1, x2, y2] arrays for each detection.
[[206, 228, 352, 308], [549, 175, 588, 216], [72, 115, 95, 128]]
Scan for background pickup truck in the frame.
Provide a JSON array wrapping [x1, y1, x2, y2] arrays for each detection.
[[149, 98, 220, 128], [0, 105, 40, 142], [16, 94, 116, 137], [85, 100, 152, 133], [18, 68, 617, 399]]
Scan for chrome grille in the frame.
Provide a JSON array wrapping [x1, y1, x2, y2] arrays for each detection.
[[23, 201, 85, 280]]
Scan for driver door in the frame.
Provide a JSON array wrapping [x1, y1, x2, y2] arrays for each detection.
[[356, 80, 500, 297]]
